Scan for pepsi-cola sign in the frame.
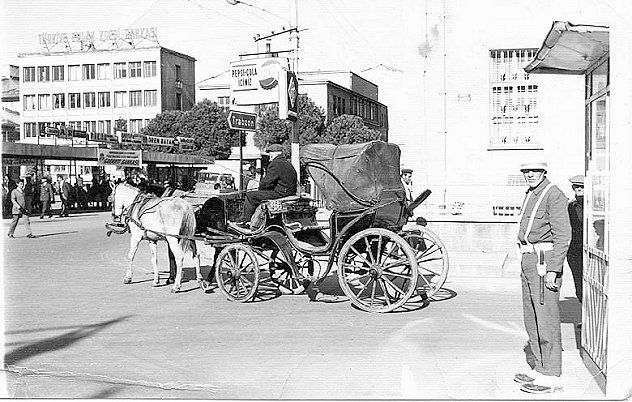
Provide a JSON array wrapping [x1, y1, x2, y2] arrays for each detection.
[[230, 56, 289, 105]]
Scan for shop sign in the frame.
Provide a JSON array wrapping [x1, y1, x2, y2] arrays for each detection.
[[2, 157, 38, 166], [229, 57, 289, 105], [97, 148, 142, 167]]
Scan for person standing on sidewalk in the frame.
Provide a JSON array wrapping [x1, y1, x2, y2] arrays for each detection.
[[39, 177, 54, 219], [7, 180, 35, 238], [513, 161, 571, 394], [59, 176, 71, 217], [567, 175, 584, 303]]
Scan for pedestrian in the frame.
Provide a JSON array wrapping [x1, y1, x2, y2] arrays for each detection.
[[567, 175, 584, 303], [7, 180, 35, 238], [513, 161, 571, 394], [31, 174, 41, 214], [59, 176, 71, 217], [39, 177, 54, 219], [23, 175, 35, 215], [234, 143, 297, 228], [401, 168, 414, 203]]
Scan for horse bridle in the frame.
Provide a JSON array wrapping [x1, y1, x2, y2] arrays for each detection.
[[112, 185, 144, 224]]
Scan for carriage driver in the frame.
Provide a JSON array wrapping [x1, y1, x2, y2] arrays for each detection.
[[513, 161, 571, 394], [234, 143, 297, 228]]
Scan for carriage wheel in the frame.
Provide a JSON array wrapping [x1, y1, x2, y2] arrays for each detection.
[[255, 244, 305, 294], [338, 228, 418, 313], [215, 244, 260, 302], [401, 226, 449, 300]]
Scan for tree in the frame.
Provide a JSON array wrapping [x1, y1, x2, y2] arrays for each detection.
[[177, 100, 238, 159], [254, 94, 325, 150], [322, 114, 383, 145], [141, 110, 183, 152]]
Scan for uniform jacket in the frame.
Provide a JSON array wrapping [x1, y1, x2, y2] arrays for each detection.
[[258, 155, 297, 197], [568, 198, 583, 251], [10, 188, 27, 215], [517, 178, 572, 273], [40, 182, 54, 202]]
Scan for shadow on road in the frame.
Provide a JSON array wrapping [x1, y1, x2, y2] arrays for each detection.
[[88, 385, 124, 398], [29, 231, 78, 238], [4, 315, 132, 367]]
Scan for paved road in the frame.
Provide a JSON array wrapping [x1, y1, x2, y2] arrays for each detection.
[[1, 212, 604, 399]]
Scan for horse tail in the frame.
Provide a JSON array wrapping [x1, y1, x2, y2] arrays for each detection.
[[179, 204, 197, 256]]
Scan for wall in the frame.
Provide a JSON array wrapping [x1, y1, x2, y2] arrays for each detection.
[[160, 48, 196, 111]]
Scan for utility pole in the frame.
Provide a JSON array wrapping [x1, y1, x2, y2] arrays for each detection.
[[289, 0, 300, 194]]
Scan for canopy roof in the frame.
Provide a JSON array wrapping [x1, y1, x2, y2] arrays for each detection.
[[300, 141, 404, 211], [524, 21, 609, 75]]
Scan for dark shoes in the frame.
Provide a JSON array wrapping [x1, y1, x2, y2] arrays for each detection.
[[7, 234, 14, 238], [513, 372, 538, 384], [26, 234, 36, 238], [520, 382, 563, 394]]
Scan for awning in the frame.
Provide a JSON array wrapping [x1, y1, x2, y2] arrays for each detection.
[[524, 21, 609, 75]]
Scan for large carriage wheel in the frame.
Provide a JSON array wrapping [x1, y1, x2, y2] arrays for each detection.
[[338, 228, 418, 313], [215, 244, 260, 302], [401, 226, 449, 299]]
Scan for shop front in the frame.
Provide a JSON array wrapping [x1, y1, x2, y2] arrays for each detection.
[[526, 20, 632, 397]]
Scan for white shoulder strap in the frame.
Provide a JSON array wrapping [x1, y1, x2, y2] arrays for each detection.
[[524, 183, 553, 245]]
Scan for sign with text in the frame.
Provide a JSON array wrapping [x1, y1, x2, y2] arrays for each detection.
[[229, 57, 289, 105], [97, 148, 142, 167], [227, 110, 257, 130], [279, 69, 299, 121]]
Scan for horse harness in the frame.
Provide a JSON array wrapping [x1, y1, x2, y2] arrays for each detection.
[[122, 192, 174, 241]]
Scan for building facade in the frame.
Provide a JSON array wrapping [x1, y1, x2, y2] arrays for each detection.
[[18, 46, 195, 143]]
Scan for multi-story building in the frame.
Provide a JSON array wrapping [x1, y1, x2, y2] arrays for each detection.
[[18, 46, 195, 143], [1, 64, 20, 142]]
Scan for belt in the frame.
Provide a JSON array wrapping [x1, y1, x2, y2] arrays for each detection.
[[519, 242, 553, 254]]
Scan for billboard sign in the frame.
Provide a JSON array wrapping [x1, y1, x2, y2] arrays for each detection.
[[227, 110, 257, 130], [229, 57, 289, 105], [97, 148, 142, 167]]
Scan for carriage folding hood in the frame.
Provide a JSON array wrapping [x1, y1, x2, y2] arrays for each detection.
[[300, 141, 406, 212]]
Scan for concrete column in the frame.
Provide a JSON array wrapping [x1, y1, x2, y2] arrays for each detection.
[[605, 7, 632, 398]]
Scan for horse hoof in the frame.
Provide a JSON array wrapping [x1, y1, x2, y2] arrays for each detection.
[[166, 277, 175, 285], [152, 280, 160, 287], [170, 287, 180, 293], [198, 279, 208, 290], [123, 277, 132, 284]]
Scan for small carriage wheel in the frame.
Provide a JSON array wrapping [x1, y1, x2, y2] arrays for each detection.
[[401, 226, 449, 300], [255, 243, 304, 294], [215, 244, 260, 302], [338, 228, 418, 313]]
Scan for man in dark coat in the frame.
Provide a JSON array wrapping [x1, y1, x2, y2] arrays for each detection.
[[567, 175, 584, 303], [59, 177, 71, 217], [238, 144, 297, 224], [39, 177, 54, 219]]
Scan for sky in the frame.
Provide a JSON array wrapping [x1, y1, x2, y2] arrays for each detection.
[[1, 0, 430, 83]]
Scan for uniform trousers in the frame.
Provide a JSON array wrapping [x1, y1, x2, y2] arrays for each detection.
[[567, 247, 583, 302], [521, 251, 562, 377]]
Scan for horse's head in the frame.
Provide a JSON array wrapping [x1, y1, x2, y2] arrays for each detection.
[[112, 183, 139, 222]]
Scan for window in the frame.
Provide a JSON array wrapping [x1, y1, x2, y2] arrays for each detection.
[[144, 90, 157, 106], [38, 66, 50, 82], [97, 63, 110, 80], [175, 64, 181, 81], [83, 92, 96, 108], [175, 93, 182, 110], [38, 94, 51, 110], [23, 95, 36, 110], [114, 91, 127, 107], [129, 62, 142, 78], [68, 65, 80, 81], [82, 64, 95, 80], [68, 121, 81, 130], [114, 62, 127, 79], [52, 65, 64, 81], [129, 90, 142, 107], [69, 93, 81, 109], [129, 119, 143, 133], [98, 92, 111, 108], [23, 67, 35, 82], [98, 120, 112, 134], [83, 121, 97, 133], [53, 93, 65, 109], [23, 122, 37, 138], [143, 61, 156, 77], [489, 48, 539, 149]]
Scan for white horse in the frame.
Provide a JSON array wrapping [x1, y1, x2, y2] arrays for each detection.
[[111, 183, 204, 292]]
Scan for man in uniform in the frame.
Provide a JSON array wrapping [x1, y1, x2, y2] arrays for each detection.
[[235, 143, 297, 227], [567, 175, 584, 303], [513, 162, 571, 394]]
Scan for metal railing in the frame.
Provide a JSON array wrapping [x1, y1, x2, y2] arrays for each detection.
[[582, 246, 609, 375]]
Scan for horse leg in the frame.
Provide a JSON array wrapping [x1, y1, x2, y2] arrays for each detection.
[[124, 233, 142, 284], [191, 241, 207, 290], [149, 241, 159, 286], [167, 237, 184, 293]]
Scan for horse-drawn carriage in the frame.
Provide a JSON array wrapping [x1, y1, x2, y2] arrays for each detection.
[[109, 141, 449, 313]]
